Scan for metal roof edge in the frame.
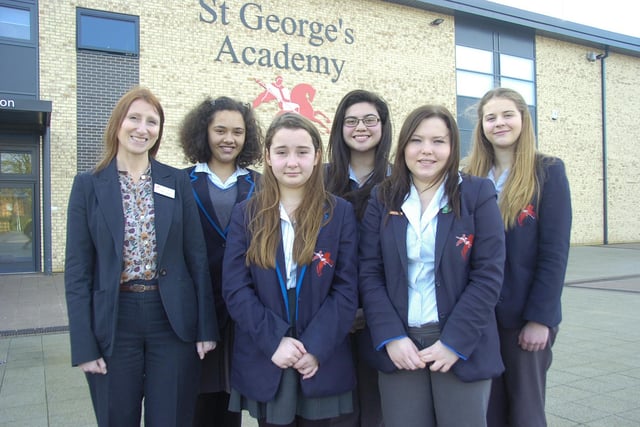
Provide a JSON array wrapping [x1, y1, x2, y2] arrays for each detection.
[[385, 0, 640, 57]]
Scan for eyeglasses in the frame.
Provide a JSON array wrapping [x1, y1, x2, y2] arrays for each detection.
[[343, 115, 380, 128]]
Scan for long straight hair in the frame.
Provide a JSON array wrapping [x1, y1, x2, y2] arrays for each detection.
[[465, 87, 541, 229], [246, 113, 333, 269], [95, 86, 164, 172], [379, 105, 461, 217], [326, 90, 392, 219]]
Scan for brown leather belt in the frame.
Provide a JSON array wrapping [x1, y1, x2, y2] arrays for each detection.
[[119, 280, 158, 293]]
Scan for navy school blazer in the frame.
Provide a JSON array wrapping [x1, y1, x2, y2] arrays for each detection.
[[187, 167, 260, 330], [497, 157, 572, 329], [359, 175, 506, 382], [64, 158, 218, 366], [222, 196, 358, 401]]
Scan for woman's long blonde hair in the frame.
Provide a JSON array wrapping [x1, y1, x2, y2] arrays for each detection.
[[465, 88, 541, 229], [246, 113, 333, 269]]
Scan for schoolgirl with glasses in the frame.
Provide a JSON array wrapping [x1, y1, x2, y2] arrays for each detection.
[[325, 90, 393, 427]]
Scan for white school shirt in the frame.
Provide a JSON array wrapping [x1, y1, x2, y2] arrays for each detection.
[[402, 181, 448, 327], [279, 204, 297, 290], [194, 162, 249, 190], [487, 166, 509, 196], [348, 165, 372, 188]]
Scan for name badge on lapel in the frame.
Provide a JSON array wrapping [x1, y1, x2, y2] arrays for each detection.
[[154, 183, 175, 199]]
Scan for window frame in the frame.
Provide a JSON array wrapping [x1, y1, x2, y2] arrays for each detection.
[[0, 1, 36, 44], [455, 17, 537, 156], [76, 7, 139, 56]]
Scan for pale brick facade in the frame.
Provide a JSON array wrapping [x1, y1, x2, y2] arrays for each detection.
[[1, 0, 638, 271]]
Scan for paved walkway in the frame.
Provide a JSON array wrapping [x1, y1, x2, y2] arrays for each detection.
[[0, 244, 639, 426]]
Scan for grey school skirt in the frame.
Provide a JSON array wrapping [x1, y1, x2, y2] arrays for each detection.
[[229, 366, 353, 424]]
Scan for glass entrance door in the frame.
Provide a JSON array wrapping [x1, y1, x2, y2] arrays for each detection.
[[0, 139, 39, 272]]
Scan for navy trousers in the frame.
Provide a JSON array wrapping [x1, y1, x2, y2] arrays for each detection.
[[86, 290, 201, 427]]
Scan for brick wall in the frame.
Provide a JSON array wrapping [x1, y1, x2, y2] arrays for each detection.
[[536, 35, 605, 245], [37, 0, 640, 270], [76, 51, 139, 174]]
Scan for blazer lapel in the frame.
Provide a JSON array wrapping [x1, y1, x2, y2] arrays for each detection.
[[274, 242, 290, 321], [190, 169, 226, 239], [389, 212, 410, 321], [391, 213, 409, 277], [151, 160, 176, 260], [93, 160, 124, 260], [435, 208, 455, 271], [237, 172, 257, 202]]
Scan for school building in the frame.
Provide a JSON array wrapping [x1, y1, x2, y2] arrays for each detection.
[[1, 0, 639, 273]]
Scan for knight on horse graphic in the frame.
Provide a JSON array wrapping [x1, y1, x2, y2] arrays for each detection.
[[251, 76, 331, 133]]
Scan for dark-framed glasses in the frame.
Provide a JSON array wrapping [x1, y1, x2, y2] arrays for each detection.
[[343, 115, 380, 128]]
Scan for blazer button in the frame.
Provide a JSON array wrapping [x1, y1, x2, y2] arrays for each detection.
[[221, 243, 226, 248], [435, 281, 440, 287], [160, 269, 167, 276]]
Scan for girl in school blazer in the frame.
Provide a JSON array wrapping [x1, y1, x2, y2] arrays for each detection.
[[180, 96, 263, 427], [222, 113, 358, 426], [465, 87, 572, 427], [359, 105, 505, 427], [324, 89, 393, 427]]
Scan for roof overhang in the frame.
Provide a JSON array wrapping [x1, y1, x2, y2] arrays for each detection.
[[0, 98, 52, 135], [385, 0, 640, 57]]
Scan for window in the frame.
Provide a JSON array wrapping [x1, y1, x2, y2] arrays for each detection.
[[0, 150, 32, 175], [455, 17, 536, 156], [77, 8, 138, 55], [0, 5, 30, 40]]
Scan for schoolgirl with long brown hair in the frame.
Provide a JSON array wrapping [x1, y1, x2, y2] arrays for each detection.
[[222, 113, 359, 427], [359, 105, 506, 427]]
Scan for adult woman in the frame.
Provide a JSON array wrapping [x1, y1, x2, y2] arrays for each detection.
[[65, 86, 218, 426], [465, 87, 572, 427], [325, 89, 392, 427], [180, 96, 263, 427], [359, 105, 505, 427], [222, 113, 358, 426]]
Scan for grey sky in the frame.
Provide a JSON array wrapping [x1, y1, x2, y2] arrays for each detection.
[[489, 0, 640, 38]]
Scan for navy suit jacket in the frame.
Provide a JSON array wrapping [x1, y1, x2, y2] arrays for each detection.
[[187, 167, 260, 331], [64, 158, 218, 366], [359, 176, 505, 382], [222, 196, 358, 401], [496, 157, 572, 329]]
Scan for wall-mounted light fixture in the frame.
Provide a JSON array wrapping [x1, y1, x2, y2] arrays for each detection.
[[587, 51, 606, 62], [430, 18, 445, 26]]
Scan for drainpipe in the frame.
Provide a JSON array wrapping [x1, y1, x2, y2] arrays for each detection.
[[43, 125, 52, 274], [599, 47, 609, 244]]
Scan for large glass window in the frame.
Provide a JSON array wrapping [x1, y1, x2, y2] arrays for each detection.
[[0, 141, 38, 273], [0, 5, 30, 40], [455, 17, 536, 156], [77, 8, 139, 55]]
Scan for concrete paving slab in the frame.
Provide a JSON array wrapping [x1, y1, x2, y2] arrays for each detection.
[[0, 244, 638, 425]]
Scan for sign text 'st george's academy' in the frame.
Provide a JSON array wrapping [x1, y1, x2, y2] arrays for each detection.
[[199, 1, 354, 83]]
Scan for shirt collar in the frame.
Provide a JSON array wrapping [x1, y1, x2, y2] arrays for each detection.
[[402, 172, 462, 219], [487, 166, 509, 195], [348, 165, 373, 187], [194, 162, 249, 189]]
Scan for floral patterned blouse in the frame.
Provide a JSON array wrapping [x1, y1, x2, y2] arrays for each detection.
[[118, 168, 158, 283]]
